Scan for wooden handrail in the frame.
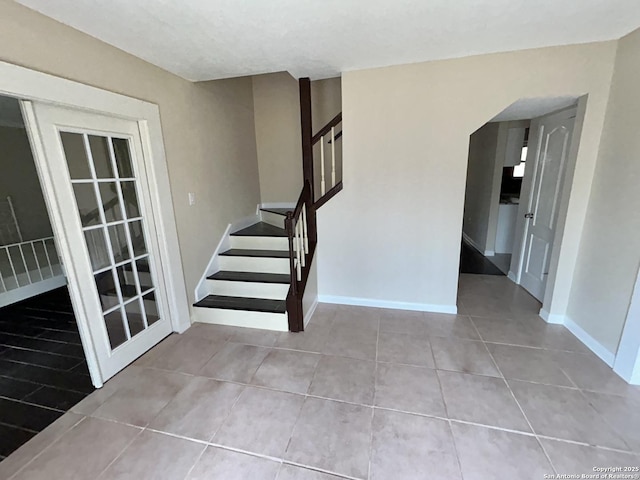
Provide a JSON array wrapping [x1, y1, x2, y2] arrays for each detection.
[[314, 181, 343, 210], [285, 180, 316, 332], [312, 112, 342, 145]]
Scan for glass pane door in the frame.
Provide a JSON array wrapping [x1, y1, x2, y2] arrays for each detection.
[[27, 102, 173, 385], [61, 132, 160, 351]]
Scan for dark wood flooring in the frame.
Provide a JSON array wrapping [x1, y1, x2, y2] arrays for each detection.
[[459, 241, 505, 276], [0, 287, 93, 461]]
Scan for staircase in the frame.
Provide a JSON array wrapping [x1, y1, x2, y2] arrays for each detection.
[[193, 77, 343, 333], [193, 210, 293, 331]]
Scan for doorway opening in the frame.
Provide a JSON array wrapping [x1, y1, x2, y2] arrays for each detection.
[[0, 94, 94, 460], [460, 96, 581, 307]]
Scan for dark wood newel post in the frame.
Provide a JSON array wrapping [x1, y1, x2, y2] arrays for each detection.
[[299, 78, 317, 245]]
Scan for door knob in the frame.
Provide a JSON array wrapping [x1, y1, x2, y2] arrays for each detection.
[[524, 213, 534, 219]]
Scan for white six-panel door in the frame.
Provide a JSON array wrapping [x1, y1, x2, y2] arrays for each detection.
[[519, 108, 576, 301], [27, 102, 172, 383]]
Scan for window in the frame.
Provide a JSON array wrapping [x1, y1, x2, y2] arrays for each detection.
[[512, 128, 529, 178]]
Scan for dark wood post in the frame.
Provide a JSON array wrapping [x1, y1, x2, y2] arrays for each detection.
[[299, 78, 317, 245]]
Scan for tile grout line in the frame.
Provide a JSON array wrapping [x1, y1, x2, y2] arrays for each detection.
[[477, 324, 560, 476], [94, 425, 146, 480], [7, 414, 88, 480], [366, 315, 381, 480]]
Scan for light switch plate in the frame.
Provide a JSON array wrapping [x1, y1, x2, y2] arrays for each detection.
[[188, 192, 196, 206]]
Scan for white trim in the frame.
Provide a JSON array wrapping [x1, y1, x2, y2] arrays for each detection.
[[193, 213, 260, 306], [260, 202, 296, 210], [303, 297, 319, 328], [194, 224, 231, 302], [318, 295, 457, 314], [564, 316, 616, 367], [0, 276, 66, 308], [614, 265, 640, 385], [507, 271, 518, 283], [2, 60, 189, 386], [193, 308, 288, 331], [484, 249, 495, 257], [462, 232, 484, 254], [539, 308, 565, 325]]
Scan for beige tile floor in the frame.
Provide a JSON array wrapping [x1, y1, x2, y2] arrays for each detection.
[[2, 274, 640, 479]]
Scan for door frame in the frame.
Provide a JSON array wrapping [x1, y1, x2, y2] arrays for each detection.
[[508, 103, 582, 319], [0, 60, 190, 387], [614, 263, 640, 384], [511, 106, 576, 301]]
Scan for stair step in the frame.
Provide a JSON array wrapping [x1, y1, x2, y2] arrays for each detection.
[[194, 295, 286, 314], [232, 222, 287, 237], [220, 249, 289, 258], [260, 208, 292, 216], [208, 271, 290, 284]]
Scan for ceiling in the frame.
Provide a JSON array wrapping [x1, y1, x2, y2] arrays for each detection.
[[15, 0, 640, 81]]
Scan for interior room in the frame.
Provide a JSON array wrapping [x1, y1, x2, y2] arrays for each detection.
[[0, 95, 93, 460], [1, 1, 640, 479]]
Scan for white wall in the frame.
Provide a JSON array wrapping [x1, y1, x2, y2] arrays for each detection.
[[567, 28, 640, 354], [317, 42, 616, 313], [0, 124, 53, 241], [462, 122, 500, 253]]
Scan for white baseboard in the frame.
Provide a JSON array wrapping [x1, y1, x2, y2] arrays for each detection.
[[462, 232, 485, 254], [303, 297, 319, 328], [318, 295, 457, 314], [564, 316, 615, 367], [260, 202, 296, 209], [0, 276, 66, 308], [539, 309, 565, 325], [484, 250, 495, 257], [507, 271, 518, 283]]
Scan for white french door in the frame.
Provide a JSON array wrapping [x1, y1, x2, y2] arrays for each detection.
[[519, 108, 576, 301], [26, 102, 172, 384]]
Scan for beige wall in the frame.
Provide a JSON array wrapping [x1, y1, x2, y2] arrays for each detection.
[[252, 72, 302, 203], [567, 28, 640, 354], [0, 125, 52, 241], [317, 42, 616, 312], [462, 123, 500, 252], [252, 73, 342, 204], [0, 0, 260, 308]]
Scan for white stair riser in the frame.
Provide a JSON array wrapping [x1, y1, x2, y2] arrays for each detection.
[[260, 211, 286, 229], [193, 307, 288, 331], [230, 235, 289, 251], [206, 279, 289, 300], [219, 256, 290, 274]]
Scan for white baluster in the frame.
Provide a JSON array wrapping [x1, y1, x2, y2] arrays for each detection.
[[7, 248, 19, 288], [298, 220, 305, 268], [320, 136, 326, 196], [18, 244, 33, 285], [295, 220, 302, 281], [31, 242, 44, 281], [302, 204, 309, 254], [331, 126, 336, 188], [43, 238, 54, 277], [0, 247, 7, 292]]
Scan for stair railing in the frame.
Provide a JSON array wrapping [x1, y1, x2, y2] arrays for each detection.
[[285, 78, 342, 331], [313, 112, 343, 201], [285, 180, 315, 332]]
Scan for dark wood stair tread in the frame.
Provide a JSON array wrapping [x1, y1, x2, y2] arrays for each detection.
[[220, 249, 289, 258], [231, 222, 287, 237], [208, 271, 290, 284], [260, 208, 293, 216], [194, 295, 286, 314]]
